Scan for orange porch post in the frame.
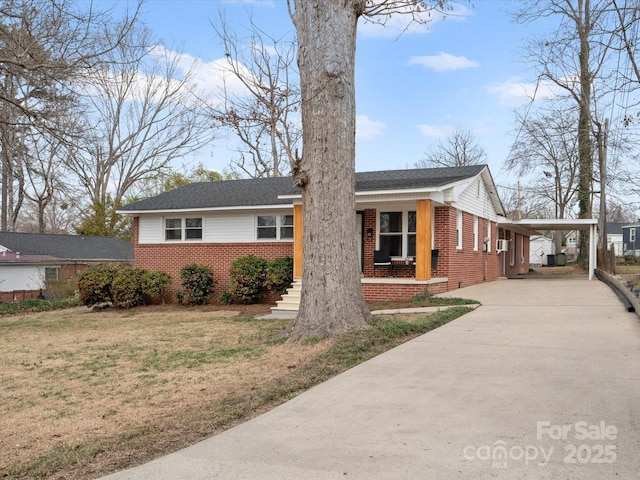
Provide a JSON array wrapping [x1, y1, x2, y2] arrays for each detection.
[[415, 199, 432, 280], [293, 204, 303, 278]]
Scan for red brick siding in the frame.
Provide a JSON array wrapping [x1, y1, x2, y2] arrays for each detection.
[[133, 217, 293, 302], [362, 281, 448, 302], [434, 207, 500, 291], [131, 210, 522, 304]]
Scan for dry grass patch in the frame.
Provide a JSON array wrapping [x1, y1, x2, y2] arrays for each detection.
[[0, 305, 328, 477], [0, 303, 472, 479]]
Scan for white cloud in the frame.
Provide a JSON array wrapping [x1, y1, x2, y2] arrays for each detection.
[[486, 76, 562, 106], [356, 115, 386, 140], [408, 52, 479, 72], [358, 2, 472, 39], [417, 124, 455, 138]]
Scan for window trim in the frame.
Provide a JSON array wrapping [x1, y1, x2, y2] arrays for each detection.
[[456, 210, 463, 250], [256, 214, 294, 241], [473, 215, 479, 251], [378, 210, 417, 259], [164, 216, 204, 242]]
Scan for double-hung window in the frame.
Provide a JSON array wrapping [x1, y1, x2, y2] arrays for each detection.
[[379, 211, 416, 258], [257, 215, 294, 240], [165, 217, 203, 241], [44, 267, 58, 282]]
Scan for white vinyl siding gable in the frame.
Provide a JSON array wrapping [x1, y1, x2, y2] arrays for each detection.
[[456, 176, 498, 221]]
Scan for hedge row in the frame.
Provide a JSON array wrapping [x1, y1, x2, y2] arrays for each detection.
[[77, 264, 171, 309], [76, 255, 294, 309]]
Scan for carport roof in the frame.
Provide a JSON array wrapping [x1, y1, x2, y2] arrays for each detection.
[[498, 218, 598, 236]]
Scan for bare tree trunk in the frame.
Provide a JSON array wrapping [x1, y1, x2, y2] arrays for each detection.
[[576, 0, 593, 265], [288, 0, 370, 340]]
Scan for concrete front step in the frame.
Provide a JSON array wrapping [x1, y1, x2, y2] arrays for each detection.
[[271, 280, 302, 313]]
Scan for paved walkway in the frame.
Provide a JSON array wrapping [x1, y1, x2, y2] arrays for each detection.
[[101, 276, 640, 479]]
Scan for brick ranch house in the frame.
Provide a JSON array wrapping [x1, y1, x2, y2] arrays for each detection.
[[118, 165, 541, 304]]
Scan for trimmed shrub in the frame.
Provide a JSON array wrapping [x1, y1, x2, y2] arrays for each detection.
[[141, 270, 171, 304], [77, 263, 123, 307], [179, 263, 216, 305], [266, 256, 294, 295], [112, 267, 147, 309], [228, 255, 269, 304]]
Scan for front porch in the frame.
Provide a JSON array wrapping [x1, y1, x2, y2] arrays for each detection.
[[273, 276, 450, 314]]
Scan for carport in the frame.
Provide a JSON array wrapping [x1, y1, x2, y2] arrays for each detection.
[[497, 218, 599, 280]]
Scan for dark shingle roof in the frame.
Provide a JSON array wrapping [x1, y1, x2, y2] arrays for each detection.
[[119, 165, 487, 212], [0, 233, 133, 262], [607, 223, 626, 235]]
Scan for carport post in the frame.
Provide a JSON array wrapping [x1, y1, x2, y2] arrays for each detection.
[[589, 223, 596, 280]]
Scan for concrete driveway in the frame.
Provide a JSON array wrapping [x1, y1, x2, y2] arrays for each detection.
[[100, 275, 640, 479]]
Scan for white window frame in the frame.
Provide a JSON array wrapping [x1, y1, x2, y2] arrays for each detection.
[[473, 215, 479, 251], [256, 214, 294, 241], [456, 210, 463, 250], [164, 216, 203, 242], [509, 233, 516, 266], [378, 210, 417, 259]]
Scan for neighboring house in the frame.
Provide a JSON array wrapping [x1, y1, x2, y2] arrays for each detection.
[[564, 230, 579, 260], [622, 223, 640, 256], [606, 223, 625, 257], [118, 165, 534, 302], [0, 232, 133, 301], [529, 235, 554, 266]]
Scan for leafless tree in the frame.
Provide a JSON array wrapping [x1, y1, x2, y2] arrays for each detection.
[[508, 105, 580, 219], [417, 128, 486, 168], [209, 15, 300, 178], [68, 26, 213, 237], [20, 121, 74, 232], [515, 0, 624, 263], [0, 0, 141, 231], [610, 0, 640, 95], [286, 0, 454, 340]]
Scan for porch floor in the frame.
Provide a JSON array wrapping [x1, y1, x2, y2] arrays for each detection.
[[361, 276, 448, 285]]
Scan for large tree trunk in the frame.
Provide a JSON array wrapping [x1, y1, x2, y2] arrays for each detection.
[[288, 0, 371, 340], [577, 0, 593, 265]]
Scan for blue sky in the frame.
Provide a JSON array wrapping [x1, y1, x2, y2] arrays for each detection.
[[134, 0, 558, 186]]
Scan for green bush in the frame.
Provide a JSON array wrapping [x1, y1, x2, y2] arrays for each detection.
[[141, 270, 171, 304], [266, 256, 294, 295], [77, 263, 123, 307], [112, 267, 147, 309], [179, 263, 216, 305], [228, 255, 269, 304]]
